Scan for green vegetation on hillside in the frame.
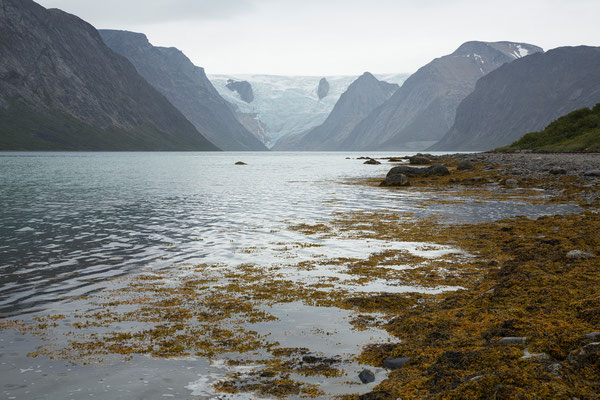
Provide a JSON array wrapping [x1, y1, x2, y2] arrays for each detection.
[[499, 103, 600, 152]]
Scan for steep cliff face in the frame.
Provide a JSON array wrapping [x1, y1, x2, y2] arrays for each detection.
[[317, 78, 330, 100], [99, 30, 267, 151], [273, 73, 398, 150], [430, 46, 600, 151], [0, 0, 218, 151], [226, 80, 254, 103], [343, 41, 543, 151]]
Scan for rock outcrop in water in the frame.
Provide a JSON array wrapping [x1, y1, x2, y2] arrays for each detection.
[[273, 73, 398, 150], [226, 80, 254, 103], [99, 30, 267, 151], [430, 46, 600, 151], [317, 78, 330, 100], [343, 41, 543, 151], [0, 0, 218, 151]]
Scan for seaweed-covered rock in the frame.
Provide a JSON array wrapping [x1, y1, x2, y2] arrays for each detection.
[[364, 159, 381, 165]]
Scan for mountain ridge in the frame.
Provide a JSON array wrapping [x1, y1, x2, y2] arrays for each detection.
[[0, 0, 218, 151], [273, 72, 398, 150], [430, 46, 600, 151], [99, 29, 267, 151], [342, 41, 543, 151]]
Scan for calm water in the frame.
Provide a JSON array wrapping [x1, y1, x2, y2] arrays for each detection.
[[0, 152, 578, 399]]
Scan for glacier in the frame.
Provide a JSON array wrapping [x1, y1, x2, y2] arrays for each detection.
[[209, 73, 409, 148]]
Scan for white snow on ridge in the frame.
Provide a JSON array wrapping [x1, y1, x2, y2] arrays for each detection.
[[209, 73, 409, 148]]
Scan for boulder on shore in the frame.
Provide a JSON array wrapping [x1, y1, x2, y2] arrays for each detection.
[[457, 160, 474, 170], [364, 159, 381, 165], [381, 173, 409, 187], [386, 164, 449, 178], [409, 155, 431, 165]]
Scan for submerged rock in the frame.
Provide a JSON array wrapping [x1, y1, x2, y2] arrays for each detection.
[[358, 369, 375, 384], [382, 356, 411, 369]]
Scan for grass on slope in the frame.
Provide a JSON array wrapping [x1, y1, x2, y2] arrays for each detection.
[[499, 103, 600, 152]]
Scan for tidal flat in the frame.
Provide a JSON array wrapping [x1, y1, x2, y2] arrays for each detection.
[[1, 152, 599, 399]]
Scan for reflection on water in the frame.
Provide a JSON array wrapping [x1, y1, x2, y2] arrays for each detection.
[[0, 151, 579, 399], [0, 152, 576, 316]]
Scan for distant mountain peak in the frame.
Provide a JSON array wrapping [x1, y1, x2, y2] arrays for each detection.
[[341, 40, 543, 151]]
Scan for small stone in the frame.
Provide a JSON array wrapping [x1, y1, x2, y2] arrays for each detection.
[[498, 336, 528, 345], [457, 160, 474, 170], [583, 170, 600, 177], [550, 167, 567, 175], [382, 356, 410, 369], [521, 349, 550, 360], [583, 332, 600, 341], [566, 250, 595, 260], [581, 342, 600, 355], [364, 158, 381, 165], [504, 179, 518, 188], [358, 369, 375, 384]]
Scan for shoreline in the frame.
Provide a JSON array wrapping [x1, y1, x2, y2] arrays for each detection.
[[345, 152, 600, 399], [1, 152, 599, 399]]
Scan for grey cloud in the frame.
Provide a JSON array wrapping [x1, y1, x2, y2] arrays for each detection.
[[37, 0, 256, 24]]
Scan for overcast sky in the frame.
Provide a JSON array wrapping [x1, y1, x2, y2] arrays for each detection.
[[37, 0, 600, 76]]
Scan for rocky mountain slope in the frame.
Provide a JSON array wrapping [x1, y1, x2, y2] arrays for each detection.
[[343, 41, 543, 151], [209, 73, 409, 148], [100, 30, 266, 151], [273, 73, 398, 150], [431, 46, 600, 151], [0, 0, 218, 151]]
